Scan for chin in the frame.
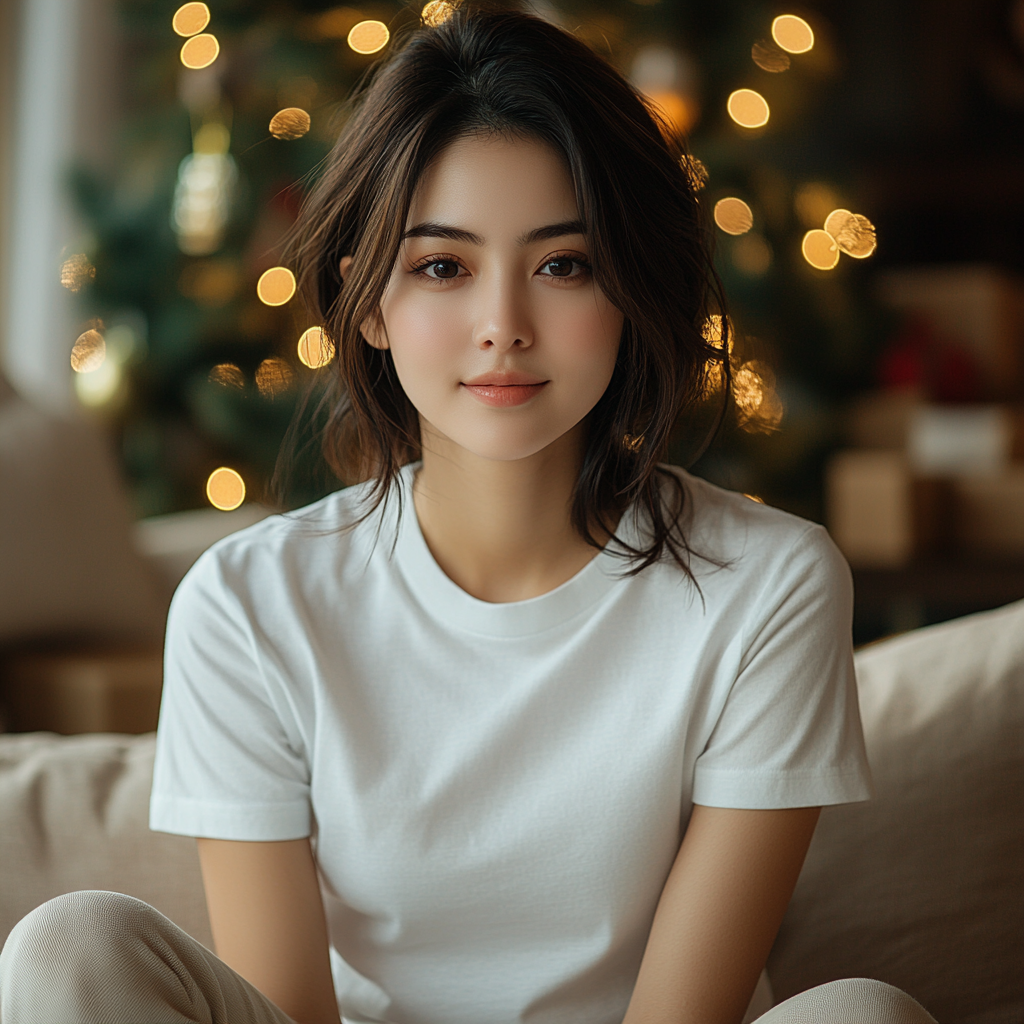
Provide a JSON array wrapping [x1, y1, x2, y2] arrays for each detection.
[[426, 417, 572, 464]]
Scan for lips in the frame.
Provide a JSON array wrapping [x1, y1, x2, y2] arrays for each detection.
[[461, 371, 549, 407]]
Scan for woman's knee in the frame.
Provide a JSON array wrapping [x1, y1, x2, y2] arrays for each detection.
[[760, 978, 937, 1024], [1, 890, 160, 972]]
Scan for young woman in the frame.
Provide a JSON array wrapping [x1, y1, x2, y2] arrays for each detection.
[[0, 6, 937, 1024]]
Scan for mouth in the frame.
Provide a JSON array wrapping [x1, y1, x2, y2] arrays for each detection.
[[460, 372, 549, 407]]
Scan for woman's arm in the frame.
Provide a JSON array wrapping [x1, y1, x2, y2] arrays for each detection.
[[196, 837, 342, 1024], [621, 804, 821, 1024]]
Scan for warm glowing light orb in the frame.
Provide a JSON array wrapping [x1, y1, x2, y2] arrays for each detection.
[[256, 266, 297, 306], [209, 363, 245, 389], [172, 2, 210, 37], [269, 108, 311, 140], [421, 0, 454, 26], [826, 210, 878, 259], [70, 329, 105, 373], [180, 33, 220, 69], [75, 358, 122, 407], [60, 254, 96, 293], [802, 229, 840, 270], [751, 39, 791, 73], [726, 89, 770, 129], [347, 20, 390, 54], [207, 467, 246, 511], [713, 197, 754, 235], [646, 90, 699, 136], [255, 357, 294, 398], [297, 327, 335, 369], [772, 15, 814, 54]]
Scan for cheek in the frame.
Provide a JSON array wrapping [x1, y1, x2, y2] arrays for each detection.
[[548, 297, 623, 387], [381, 293, 464, 393]]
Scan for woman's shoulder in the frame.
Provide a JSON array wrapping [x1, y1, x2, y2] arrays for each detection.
[[658, 465, 847, 585], [174, 477, 387, 605]]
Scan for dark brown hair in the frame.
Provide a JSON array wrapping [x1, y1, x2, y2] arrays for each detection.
[[285, 2, 729, 575]]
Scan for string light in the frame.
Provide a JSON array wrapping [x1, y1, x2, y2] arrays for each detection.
[[172, 2, 210, 37], [208, 363, 245, 389], [802, 229, 840, 270], [347, 20, 390, 54], [751, 39, 791, 73], [172, 123, 236, 255], [255, 357, 294, 398], [421, 0, 454, 26], [256, 267, 296, 306], [180, 33, 220, 69], [60, 254, 95, 292], [824, 209, 877, 258], [269, 108, 311, 140], [297, 327, 335, 369], [206, 467, 245, 511], [772, 15, 814, 54], [713, 197, 754, 235], [70, 329, 105, 373], [727, 89, 770, 129]]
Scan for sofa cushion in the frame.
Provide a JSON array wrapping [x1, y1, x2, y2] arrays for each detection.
[[768, 600, 1024, 1024], [0, 732, 210, 949]]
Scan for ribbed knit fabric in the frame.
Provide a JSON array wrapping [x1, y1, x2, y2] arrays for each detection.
[[0, 891, 937, 1024]]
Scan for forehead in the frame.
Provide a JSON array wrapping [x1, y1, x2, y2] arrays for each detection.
[[407, 133, 579, 230]]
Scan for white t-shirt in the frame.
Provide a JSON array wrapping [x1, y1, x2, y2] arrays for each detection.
[[151, 463, 871, 1024]]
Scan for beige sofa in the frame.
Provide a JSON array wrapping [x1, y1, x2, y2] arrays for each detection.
[[2, 602, 1022, 1024]]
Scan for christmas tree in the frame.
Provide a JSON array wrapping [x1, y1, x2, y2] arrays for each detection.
[[68, 0, 883, 520]]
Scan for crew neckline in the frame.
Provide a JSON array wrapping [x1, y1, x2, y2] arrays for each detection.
[[391, 463, 641, 638]]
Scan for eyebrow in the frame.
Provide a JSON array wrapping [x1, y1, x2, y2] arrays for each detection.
[[402, 219, 587, 246]]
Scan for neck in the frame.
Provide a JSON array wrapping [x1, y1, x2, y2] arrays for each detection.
[[412, 421, 608, 603]]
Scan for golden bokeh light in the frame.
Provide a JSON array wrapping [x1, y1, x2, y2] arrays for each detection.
[[209, 363, 245, 389], [680, 154, 708, 191], [180, 33, 220, 70], [269, 108, 311, 140], [772, 14, 815, 54], [421, 0, 454, 26], [60, 253, 96, 292], [726, 89, 770, 129], [172, 2, 210, 37], [647, 90, 699, 136], [795, 181, 841, 228], [733, 361, 784, 432], [70, 329, 105, 373], [826, 210, 878, 258], [256, 266, 297, 306], [206, 467, 246, 511], [75, 358, 122, 407], [732, 233, 773, 276], [713, 197, 754, 235], [297, 327, 335, 369], [744, 494, 765, 503], [255, 357, 294, 398], [751, 39, 791, 73], [802, 228, 840, 271], [347, 20, 390, 54], [701, 314, 733, 344]]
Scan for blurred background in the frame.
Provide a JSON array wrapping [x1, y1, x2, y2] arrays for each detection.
[[2, 0, 1024, 733]]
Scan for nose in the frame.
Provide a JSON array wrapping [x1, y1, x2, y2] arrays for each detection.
[[471, 272, 534, 353]]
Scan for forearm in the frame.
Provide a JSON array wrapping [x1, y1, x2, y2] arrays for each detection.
[[621, 805, 820, 1024]]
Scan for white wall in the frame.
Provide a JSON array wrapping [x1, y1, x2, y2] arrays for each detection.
[[1, 0, 117, 413]]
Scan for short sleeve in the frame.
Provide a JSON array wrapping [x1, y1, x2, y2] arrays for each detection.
[[692, 524, 873, 809], [149, 548, 312, 840]]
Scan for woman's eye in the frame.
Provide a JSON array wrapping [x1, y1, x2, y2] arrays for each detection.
[[415, 259, 463, 280], [539, 256, 589, 279]]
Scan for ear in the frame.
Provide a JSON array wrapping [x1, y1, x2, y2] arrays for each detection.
[[340, 255, 389, 350]]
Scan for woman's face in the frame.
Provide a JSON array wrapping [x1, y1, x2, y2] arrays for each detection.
[[369, 133, 624, 463]]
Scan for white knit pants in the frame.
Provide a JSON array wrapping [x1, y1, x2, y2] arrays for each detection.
[[0, 892, 938, 1024]]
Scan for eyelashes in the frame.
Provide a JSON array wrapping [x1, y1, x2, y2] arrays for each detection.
[[408, 251, 593, 284]]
